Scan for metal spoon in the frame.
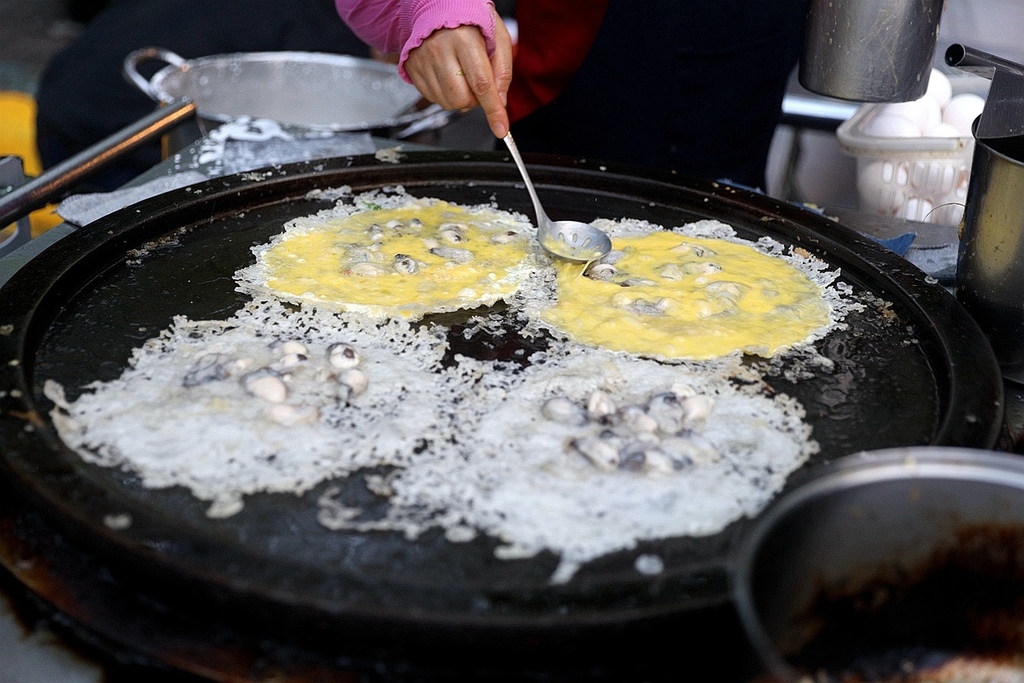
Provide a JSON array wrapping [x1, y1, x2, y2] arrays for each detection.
[[502, 132, 612, 262]]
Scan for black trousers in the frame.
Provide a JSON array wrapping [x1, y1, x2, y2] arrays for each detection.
[[35, 0, 369, 192]]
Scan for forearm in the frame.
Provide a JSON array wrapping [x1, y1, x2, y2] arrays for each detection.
[[334, 0, 407, 55]]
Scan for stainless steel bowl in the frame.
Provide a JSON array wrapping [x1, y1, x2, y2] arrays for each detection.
[[124, 48, 450, 148], [731, 447, 1024, 681]]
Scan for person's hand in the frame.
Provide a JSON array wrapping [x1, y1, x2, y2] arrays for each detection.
[[403, 8, 512, 139]]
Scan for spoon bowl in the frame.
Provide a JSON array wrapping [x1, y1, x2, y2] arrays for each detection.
[[502, 133, 612, 262]]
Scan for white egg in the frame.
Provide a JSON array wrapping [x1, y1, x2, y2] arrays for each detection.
[[942, 93, 986, 136], [900, 196, 935, 222], [923, 121, 962, 138], [878, 99, 942, 133], [863, 112, 923, 138], [858, 160, 910, 215], [924, 69, 953, 109]]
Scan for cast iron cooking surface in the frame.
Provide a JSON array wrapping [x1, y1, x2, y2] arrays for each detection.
[[0, 151, 1003, 643]]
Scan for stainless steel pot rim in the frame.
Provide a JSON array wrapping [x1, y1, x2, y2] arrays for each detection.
[[146, 50, 426, 130], [729, 445, 1024, 681], [729, 445, 1024, 580]]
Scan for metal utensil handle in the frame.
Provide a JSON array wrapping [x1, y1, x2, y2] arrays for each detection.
[[0, 99, 197, 230], [123, 47, 188, 102], [502, 133, 548, 226], [945, 44, 1024, 80], [394, 103, 457, 140]]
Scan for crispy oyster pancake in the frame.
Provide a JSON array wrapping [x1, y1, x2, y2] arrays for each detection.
[[237, 193, 538, 320], [539, 229, 834, 360]]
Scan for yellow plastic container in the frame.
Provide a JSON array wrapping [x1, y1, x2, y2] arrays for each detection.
[[0, 90, 64, 236]]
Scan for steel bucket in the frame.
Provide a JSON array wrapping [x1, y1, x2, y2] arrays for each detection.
[[124, 48, 451, 150], [955, 132, 1024, 383], [944, 46, 1024, 384]]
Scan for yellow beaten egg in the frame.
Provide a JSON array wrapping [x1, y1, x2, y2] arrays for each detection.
[[256, 200, 535, 319], [541, 231, 832, 360]]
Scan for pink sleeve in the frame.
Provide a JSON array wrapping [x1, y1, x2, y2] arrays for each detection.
[[335, 0, 496, 82]]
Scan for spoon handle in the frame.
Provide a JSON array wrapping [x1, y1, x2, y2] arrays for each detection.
[[502, 133, 548, 226]]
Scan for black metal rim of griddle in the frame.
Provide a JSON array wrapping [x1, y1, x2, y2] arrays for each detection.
[[0, 474, 757, 682], [0, 151, 1005, 646]]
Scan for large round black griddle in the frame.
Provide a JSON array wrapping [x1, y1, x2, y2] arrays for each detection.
[[0, 152, 1004, 650]]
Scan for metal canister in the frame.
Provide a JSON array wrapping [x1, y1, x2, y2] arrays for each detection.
[[955, 132, 1024, 383], [799, 0, 944, 102]]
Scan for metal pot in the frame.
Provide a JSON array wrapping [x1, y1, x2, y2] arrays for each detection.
[[956, 132, 1024, 384], [945, 45, 1024, 384], [799, 0, 944, 102], [732, 447, 1024, 681], [123, 47, 452, 150]]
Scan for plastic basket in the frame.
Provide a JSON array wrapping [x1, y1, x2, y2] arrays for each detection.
[[836, 78, 988, 227]]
